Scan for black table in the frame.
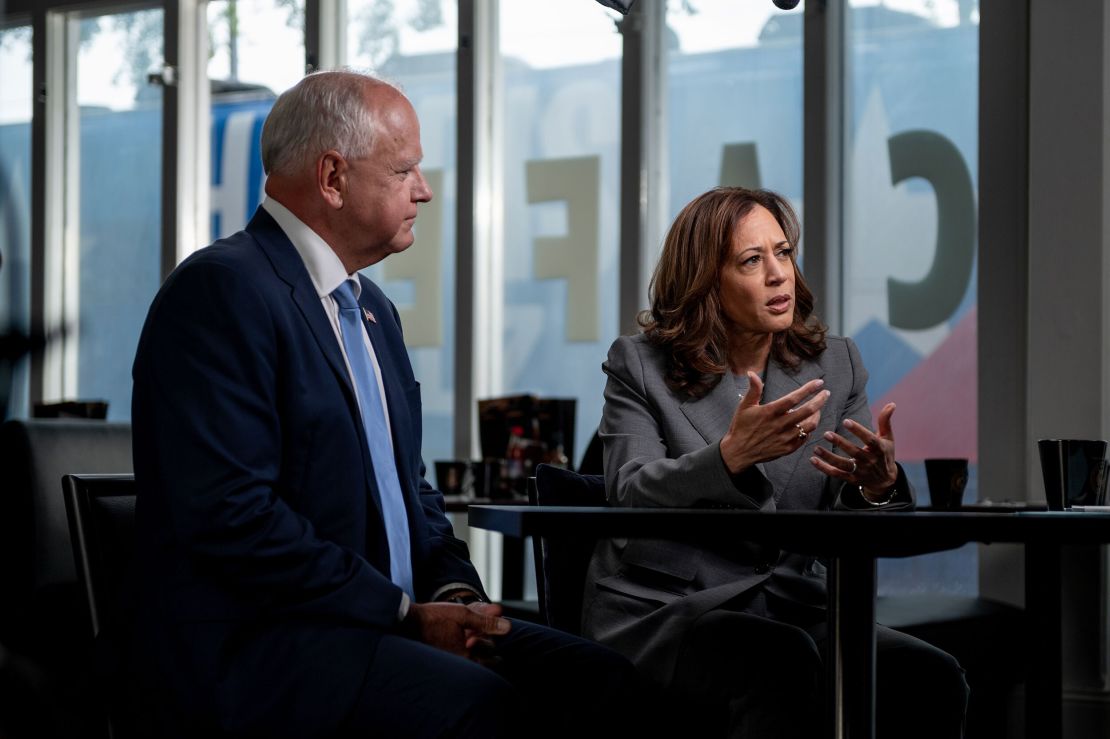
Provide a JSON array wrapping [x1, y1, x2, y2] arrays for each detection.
[[443, 495, 530, 601], [468, 505, 1110, 739], [442, 495, 529, 514]]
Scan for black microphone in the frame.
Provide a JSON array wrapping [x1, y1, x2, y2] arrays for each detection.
[[772, 0, 801, 9]]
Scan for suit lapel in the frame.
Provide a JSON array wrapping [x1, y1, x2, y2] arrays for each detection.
[[679, 357, 826, 495], [289, 279, 390, 521], [761, 358, 825, 498], [247, 209, 358, 411], [246, 209, 383, 518], [680, 374, 739, 449]]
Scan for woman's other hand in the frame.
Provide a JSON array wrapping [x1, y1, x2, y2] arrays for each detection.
[[810, 402, 899, 497], [720, 373, 829, 474]]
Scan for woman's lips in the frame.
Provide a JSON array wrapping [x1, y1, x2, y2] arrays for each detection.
[[766, 295, 792, 314]]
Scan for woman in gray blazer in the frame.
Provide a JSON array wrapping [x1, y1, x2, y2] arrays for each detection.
[[581, 187, 968, 738]]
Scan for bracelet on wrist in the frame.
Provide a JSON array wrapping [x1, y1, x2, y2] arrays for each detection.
[[860, 484, 898, 506]]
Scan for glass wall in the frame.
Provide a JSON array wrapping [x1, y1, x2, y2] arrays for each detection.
[[496, 1, 622, 467], [843, 0, 979, 594], [0, 3, 983, 549], [207, 0, 303, 241], [348, 0, 457, 467], [0, 25, 32, 419], [205, 0, 457, 466], [666, 0, 804, 223], [70, 8, 164, 420]]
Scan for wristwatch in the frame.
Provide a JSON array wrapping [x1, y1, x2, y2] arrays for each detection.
[[443, 590, 483, 606]]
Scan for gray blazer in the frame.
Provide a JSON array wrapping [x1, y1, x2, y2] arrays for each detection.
[[580, 332, 912, 687]]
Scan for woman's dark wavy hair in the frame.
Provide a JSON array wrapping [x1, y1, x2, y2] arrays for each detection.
[[640, 187, 827, 400]]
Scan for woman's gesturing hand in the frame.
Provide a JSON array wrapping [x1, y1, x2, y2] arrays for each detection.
[[810, 402, 899, 497], [720, 373, 829, 475]]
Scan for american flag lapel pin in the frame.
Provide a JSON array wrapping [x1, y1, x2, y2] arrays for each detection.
[[363, 308, 376, 324]]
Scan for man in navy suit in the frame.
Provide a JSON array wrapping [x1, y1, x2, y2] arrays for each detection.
[[131, 70, 636, 738]]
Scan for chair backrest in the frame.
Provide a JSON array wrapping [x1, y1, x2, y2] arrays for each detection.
[[0, 420, 133, 592], [63, 474, 137, 739], [0, 419, 132, 659], [531, 463, 606, 635], [577, 430, 604, 475], [62, 474, 137, 639]]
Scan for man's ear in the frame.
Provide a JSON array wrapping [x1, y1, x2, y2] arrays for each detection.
[[318, 150, 346, 209]]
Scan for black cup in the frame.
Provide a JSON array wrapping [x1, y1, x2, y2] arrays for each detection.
[[434, 460, 471, 498], [924, 458, 969, 510], [1038, 439, 1108, 510], [471, 459, 504, 499]]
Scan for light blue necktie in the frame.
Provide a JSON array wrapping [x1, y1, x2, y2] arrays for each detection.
[[332, 280, 414, 599]]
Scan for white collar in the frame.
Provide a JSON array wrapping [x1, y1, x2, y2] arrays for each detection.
[[262, 196, 360, 300]]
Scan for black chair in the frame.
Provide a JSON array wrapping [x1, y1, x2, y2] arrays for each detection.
[[577, 430, 604, 476], [526, 426, 601, 631], [530, 465, 726, 734], [0, 419, 132, 737], [0, 420, 133, 647], [529, 463, 606, 635], [62, 473, 138, 739], [877, 593, 1025, 739]]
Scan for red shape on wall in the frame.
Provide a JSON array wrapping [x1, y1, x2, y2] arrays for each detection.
[[873, 307, 977, 463]]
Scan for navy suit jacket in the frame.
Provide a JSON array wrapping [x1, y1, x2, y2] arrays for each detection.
[[131, 208, 482, 735]]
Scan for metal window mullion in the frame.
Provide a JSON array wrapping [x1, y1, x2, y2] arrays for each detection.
[[617, 1, 665, 337], [162, 0, 209, 274], [306, 0, 344, 71], [644, 5, 667, 285], [803, 0, 844, 334], [455, 0, 501, 598], [59, 13, 79, 399], [189, 0, 211, 262], [480, 0, 503, 404], [161, 0, 179, 277], [305, 0, 320, 71], [28, 7, 49, 406], [30, 9, 75, 404], [454, 0, 475, 461], [455, 0, 499, 461]]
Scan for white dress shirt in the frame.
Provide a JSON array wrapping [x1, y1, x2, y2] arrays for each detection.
[[261, 198, 394, 439]]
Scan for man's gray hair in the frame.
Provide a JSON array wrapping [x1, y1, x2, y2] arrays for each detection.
[[261, 70, 394, 177]]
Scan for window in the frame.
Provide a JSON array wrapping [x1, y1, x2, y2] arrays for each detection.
[[63, 8, 164, 419], [348, 0, 457, 466], [496, 1, 622, 466], [207, 0, 304, 240], [0, 24, 32, 418], [843, 0, 979, 594], [667, 0, 804, 221]]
